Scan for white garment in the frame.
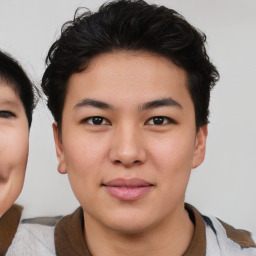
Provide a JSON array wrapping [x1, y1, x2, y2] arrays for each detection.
[[205, 216, 256, 256], [6, 223, 55, 256], [6, 214, 256, 255]]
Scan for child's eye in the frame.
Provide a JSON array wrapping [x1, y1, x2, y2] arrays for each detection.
[[0, 111, 16, 118], [146, 116, 176, 125], [82, 116, 110, 125]]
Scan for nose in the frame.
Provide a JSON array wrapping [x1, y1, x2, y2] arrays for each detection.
[[109, 124, 147, 167]]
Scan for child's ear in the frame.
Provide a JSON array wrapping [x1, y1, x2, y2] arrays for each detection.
[[52, 122, 67, 174], [192, 125, 208, 169]]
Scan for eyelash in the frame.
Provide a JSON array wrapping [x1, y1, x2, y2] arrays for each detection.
[[0, 111, 16, 118], [145, 116, 177, 125], [81, 116, 176, 126], [81, 116, 110, 125]]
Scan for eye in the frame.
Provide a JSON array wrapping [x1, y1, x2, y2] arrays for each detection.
[[146, 116, 176, 125], [82, 116, 110, 125], [0, 111, 16, 118]]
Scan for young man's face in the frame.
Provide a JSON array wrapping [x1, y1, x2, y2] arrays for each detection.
[[0, 84, 29, 217], [54, 51, 207, 233]]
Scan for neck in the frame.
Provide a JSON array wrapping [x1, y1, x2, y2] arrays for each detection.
[[83, 205, 194, 256]]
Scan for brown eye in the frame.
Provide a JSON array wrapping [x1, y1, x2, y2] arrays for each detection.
[[91, 117, 104, 125], [152, 117, 165, 125], [146, 116, 176, 125], [83, 116, 110, 125], [0, 111, 16, 118]]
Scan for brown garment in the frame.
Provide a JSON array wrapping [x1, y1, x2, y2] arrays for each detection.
[[55, 204, 206, 256], [183, 204, 206, 256], [54, 204, 255, 256], [0, 204, 23, 256], [218, 219, 256, 248], [55, 207, 90, 256]]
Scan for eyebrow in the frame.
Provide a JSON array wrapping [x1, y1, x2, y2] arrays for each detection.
[[74, 98, 113, 110], [140, 97, 182, 111], [73, 97, 182, 111], [0, 100, 21, 109]]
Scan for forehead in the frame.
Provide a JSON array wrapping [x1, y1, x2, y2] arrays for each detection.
[[66, 51, 191, 106], [0, 82, 22, 108]]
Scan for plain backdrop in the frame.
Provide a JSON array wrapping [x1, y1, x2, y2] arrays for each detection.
[[0, 0, 255, 231]]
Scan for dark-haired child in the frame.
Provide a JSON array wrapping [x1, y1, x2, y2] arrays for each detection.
[[0, 50, 36, 255]]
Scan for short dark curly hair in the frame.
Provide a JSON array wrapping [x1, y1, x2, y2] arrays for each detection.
[[42, 0, 219, 130], [0, 50, 35, 127]]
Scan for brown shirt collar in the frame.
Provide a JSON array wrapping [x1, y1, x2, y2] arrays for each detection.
[[55, 203, 206, 256], [183, 204, 206, 256], [55, 207, 91, 256], [0, 204, 23, 256]]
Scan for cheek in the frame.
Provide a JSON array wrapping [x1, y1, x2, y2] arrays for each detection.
[[63, 132, 109, 177], [63, 136, 107, 207], [11, 127, 29, 165], [147, 135, 195, 204], [0, 128, 29, 170], [147, 132, 196, 175], [0, 127, 28, 216], [150, 136, 194, 168]]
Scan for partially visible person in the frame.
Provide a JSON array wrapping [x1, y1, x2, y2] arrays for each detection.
[[0, 52, 57, 256], [0, 50, 35, 255]]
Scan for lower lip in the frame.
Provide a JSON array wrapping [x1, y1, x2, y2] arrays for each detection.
[[104, 186, 153, 201]]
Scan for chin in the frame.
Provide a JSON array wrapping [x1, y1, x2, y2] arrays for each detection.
[[110, 223, 151, 235], [102, 212, 156, 235]]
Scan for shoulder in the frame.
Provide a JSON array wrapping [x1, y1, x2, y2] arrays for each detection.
[[203, 215, 256, 255], [185, 204, 256, 256], [0, 204, 23, 255], [6, 221, 56, 255]]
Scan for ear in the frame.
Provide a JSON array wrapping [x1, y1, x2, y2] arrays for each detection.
[[52, 122, 67, 174], [192, 125, 208, 169]]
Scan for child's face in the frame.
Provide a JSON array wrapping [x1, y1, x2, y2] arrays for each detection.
[[0, 84, 29, 217], [54, 51, 207, 233]]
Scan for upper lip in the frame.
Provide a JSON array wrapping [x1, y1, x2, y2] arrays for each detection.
[[103, 178, 152, 187]]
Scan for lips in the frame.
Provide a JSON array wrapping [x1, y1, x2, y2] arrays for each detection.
[[103, 178, 153, 201]]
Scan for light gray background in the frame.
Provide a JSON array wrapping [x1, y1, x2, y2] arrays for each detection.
[[0, 0, 255, 231]]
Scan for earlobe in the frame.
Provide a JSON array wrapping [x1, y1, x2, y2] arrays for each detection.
[[192, 125, 208, 169], [52, 122, 67, 174]]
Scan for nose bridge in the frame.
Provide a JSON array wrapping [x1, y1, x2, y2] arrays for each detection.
[[109, 121, 146, 166]]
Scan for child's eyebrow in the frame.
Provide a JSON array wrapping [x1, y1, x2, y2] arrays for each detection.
[[74, 98, 113, 110], [140, 97, 182, 111], [0, 99, 20, 109]]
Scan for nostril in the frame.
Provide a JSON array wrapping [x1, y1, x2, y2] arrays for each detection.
[[113, 159, 141, 166]]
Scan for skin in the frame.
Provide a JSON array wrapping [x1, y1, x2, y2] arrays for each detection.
[[53, 51, 207, 256], [0, 83, 29, 217]]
